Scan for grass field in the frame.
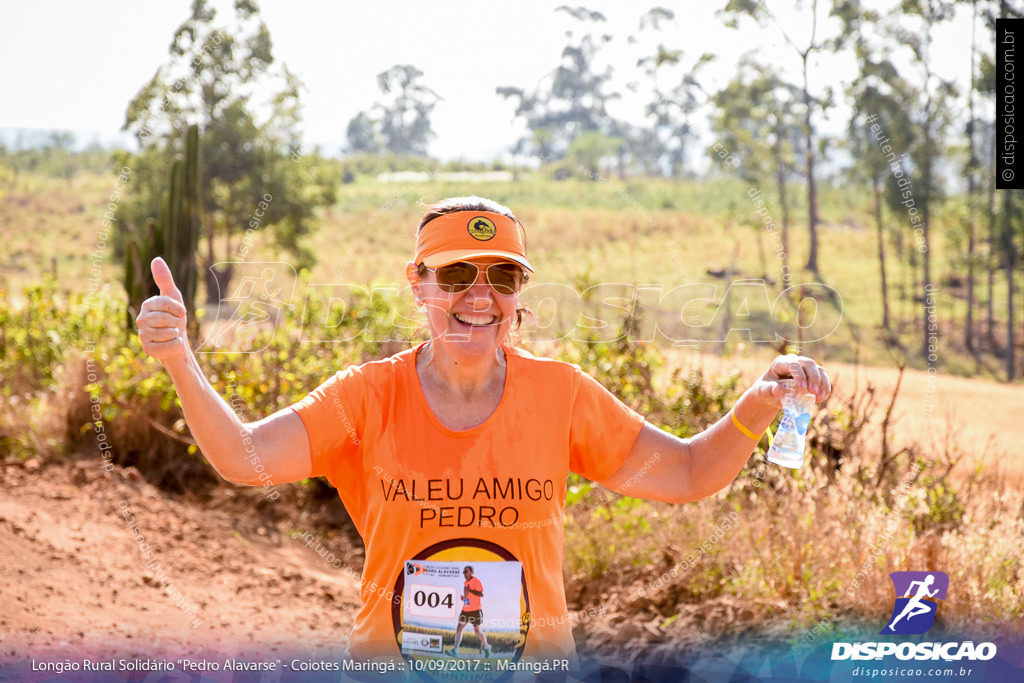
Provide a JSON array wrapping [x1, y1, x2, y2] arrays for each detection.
[[2, 169, 1018, 465], [2, 170, 1012, 379]]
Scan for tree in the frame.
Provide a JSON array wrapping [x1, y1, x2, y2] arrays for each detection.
[[377, 65, 439, 157], [836, 0, 916, 334], [719, 0, 838, 273], [996, 187, 1021, 380], [0, 131, 108, 187], [345, 111, 380, 155], [963, 0, 982, 355], [975, 25, 1001, 353], [343, 65, 439, 157], [567, 130, 624, 175], [121, 0, 335, 302], [973, 0, 1024, 379], [711, 60, 803, 285], [891, 0, 958, 358], [42, 132, 78, 187], [498, 5, 621, 162], [630, 7, 714, 177]]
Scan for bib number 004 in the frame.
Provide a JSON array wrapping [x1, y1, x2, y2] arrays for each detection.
[[407, 583, 459, 620]]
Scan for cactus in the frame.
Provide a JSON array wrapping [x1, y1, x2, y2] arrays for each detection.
[[125, 124, 202, 339], [124, 218, 153, 330]]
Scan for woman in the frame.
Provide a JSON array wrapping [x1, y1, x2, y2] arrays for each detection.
[[136, 196, 830, 664]]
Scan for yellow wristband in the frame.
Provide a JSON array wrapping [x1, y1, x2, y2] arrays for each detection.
[[730, 410, 760, 440]]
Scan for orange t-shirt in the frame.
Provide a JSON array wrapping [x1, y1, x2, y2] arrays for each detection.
[[290, 342, 644, 661], [463, 575, 483, 612]]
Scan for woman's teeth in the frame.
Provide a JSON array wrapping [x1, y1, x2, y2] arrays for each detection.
[[453, 313, 496, 326]]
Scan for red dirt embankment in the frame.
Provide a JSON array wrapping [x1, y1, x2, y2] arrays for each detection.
[[0, 458, 362, 663]]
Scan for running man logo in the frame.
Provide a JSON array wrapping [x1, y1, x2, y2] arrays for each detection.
[[467, 216, 496, 241], [881, 571, 949, 635]]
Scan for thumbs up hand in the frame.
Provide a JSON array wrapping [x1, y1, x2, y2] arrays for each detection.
[[136, 257, 190, 364]]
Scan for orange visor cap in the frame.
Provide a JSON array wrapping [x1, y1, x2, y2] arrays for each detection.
[[415, 211, 533, 272]]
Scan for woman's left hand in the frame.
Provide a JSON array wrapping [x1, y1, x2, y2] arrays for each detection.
[[754, 354, 831, 407]]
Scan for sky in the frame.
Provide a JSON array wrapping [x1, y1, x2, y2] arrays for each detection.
[[0, 1, 979, 164]]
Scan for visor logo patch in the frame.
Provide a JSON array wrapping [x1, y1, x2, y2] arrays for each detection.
[[467, 216, 497, 241]]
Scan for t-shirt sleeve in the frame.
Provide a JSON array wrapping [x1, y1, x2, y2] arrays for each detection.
[[568, 367, 646, 481], [288, 366, 366, 482]]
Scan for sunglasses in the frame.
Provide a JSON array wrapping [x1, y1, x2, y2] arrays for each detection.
[[425, 262, 527, 295]]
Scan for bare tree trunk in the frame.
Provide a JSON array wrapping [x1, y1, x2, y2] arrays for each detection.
[[756, 222, 768, 280], [987, 244, 997, 350], [775, 151, 791, 288], [987, 133, 998, 350], [966, 4, 979, 355], [1007, 245, 1016, 381], [920, 82, 935, 360], [966, 209, 977, 354], [922, 194, 932, 360], [874, 181, 891, 331], [802, 55, 820, 274]]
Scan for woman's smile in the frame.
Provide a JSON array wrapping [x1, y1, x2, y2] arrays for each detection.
[[452, 312, 499, 327]]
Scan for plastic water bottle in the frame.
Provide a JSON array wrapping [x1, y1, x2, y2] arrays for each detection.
[[766, 380, 815, 469]]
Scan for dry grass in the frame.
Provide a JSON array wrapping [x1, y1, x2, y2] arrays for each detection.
[[681, 350, 1024, 488], [0, 175, 110, 299], [566, 367, 1024, 651]]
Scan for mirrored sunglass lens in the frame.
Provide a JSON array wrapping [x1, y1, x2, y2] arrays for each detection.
[[487, 265, 523, 294], [435, 263, 478, 291]]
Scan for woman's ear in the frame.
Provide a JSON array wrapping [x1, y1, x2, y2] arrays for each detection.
[[406, 262, 422, 304]]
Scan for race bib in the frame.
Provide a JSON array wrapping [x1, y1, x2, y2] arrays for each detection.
[[392, 539, 530, 673]]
